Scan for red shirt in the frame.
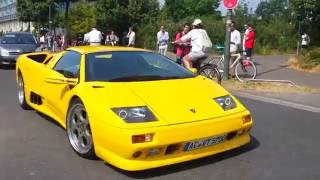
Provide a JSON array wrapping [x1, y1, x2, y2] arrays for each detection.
[[175, 32, 191, 58], [244, 30, 255, 49]]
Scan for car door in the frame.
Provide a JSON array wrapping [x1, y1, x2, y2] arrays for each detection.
[[42, 51, 81, 121]]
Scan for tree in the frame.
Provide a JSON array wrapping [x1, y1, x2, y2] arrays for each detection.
[[17, 0, 54, 31], [163, 0, 220, 21], [255, 0, 289, 21], [95, 0, 159, 36], [68, 1, 96, 39], [290, 0, 320, 45]]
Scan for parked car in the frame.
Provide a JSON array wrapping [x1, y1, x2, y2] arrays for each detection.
[[0, 32, 38, 66]]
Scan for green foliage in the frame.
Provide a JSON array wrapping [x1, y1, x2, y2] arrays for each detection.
[[95, 0, 159, 34], [16, 0, 320, 53], [255, 0, 289, 21], [162, 0, 220, 21], [254, 19, 296, 54], [68, 1, 96, 39], [290, 0, 320, 45], [17, 0, 54, 25], [300, 48, 320, 69]]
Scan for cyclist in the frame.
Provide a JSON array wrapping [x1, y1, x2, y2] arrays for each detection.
[[173, 19, 212, 69]]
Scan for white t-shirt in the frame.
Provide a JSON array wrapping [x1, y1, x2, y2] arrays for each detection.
[[157, 31, 169, 46], [180, 29, 207, 52], [127, 31, 136, 46], [230, 29, 241, 53], [301, 34, 309, 46], [88, 29, 103, 44]]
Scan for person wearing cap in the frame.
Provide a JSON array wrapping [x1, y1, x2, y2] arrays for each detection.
[[173, 19, 212, 69], [87, 28, 103, 46]]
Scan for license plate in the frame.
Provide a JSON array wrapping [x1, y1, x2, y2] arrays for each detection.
[[184, 134, 226, 151]]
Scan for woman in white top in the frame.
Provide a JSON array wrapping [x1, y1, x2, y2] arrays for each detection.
[[174, 19, 211, 69]]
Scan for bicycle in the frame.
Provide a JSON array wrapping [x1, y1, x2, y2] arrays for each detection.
[[194, 57, 222, 85], [213, 52, 257, 82], [204, 45, 257, 82], [171, 42, 222, 84]]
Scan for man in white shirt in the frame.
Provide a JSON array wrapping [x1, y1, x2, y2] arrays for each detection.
[[230, 21, 241, 75], [157, 25, 169, 56], [174, 19, 211, 69], [87, 28, 103, 46], [127, 27, 135, 47], [230, 21, 241, 54]]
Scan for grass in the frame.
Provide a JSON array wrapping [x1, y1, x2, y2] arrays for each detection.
[[287, 48, 320, 73], [221, 79, 320, 94]]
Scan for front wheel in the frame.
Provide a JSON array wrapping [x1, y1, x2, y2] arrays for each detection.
[[235, 60, 257, 82], [198, 64, 222, 84], [67, 99, 96, 159]]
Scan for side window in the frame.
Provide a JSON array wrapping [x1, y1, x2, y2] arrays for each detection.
[[54, 51, 81, 78]]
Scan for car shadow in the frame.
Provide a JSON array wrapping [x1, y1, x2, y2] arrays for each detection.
[[36, 111, 65, 130], [35, 111, 102, 161], [108, 135, 260, 178], [0, 64, 16, 70]]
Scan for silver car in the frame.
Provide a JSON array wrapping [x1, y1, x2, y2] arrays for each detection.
[[0, 32, 38, 66]]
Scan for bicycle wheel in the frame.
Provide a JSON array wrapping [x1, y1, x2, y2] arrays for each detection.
[[198, 64, 221, 84], [208, 56, 224, 77], [235, 60, 257, 82]]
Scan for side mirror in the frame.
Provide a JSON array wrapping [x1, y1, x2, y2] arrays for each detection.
[[45, 76, 78, 86], [189, 68, 198, 74]]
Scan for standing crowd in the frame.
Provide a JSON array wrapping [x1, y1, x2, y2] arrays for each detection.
[[82, 27, 135, 47], [42, 18, 255, 70]]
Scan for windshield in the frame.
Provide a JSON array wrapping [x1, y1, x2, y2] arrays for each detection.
[[0, 34, 37, 44], [85, 51, 195, 82]]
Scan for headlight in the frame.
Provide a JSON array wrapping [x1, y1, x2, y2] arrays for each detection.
[[111, 106, 157, 123], [214, 95, 237, 110], [0, 47, 9, 56]]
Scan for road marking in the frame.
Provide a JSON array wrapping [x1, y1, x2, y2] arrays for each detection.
[[235, 92, 320, 113]]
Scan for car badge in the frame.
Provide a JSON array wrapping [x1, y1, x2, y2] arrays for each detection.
[[190, 109, 196, 113]]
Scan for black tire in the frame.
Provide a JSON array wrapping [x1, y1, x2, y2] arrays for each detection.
[[66, 99, 96, 159], [198, 64, 222, 84], [17, 74, 32, 110]]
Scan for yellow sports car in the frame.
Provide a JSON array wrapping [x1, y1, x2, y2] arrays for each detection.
[[16, 46, 253, 171]]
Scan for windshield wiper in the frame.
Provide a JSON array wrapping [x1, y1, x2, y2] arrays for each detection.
[[108, 75, 183, 82]]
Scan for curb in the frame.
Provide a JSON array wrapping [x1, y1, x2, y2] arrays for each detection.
[[234, 91, 320, 113]]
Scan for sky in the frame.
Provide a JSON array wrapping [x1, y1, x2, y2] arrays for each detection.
[[158, 0, 260, 14]]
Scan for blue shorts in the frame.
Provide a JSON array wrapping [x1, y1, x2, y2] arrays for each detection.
[[245, 48, 253, 57]]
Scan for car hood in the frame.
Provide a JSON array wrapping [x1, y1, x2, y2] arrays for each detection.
[[0, 44, 37, 53], [85, 77, 246, 126]]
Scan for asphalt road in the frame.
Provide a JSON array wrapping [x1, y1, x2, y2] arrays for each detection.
[[1, 68, 320, 180]]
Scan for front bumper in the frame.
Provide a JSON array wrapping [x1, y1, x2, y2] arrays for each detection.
[[92, 111, 253, 171], [0, 55, 18, 65]]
